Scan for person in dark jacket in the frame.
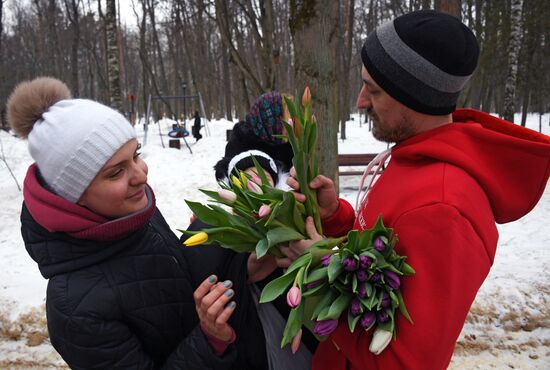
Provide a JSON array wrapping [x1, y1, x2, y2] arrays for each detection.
[[192, 110, 203, 141], [7, 77, 239, 370], [183, 91, 319, 370]]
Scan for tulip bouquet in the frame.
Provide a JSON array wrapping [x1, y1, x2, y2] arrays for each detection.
[[181, 87, 321, 258], [259, 215, 415, 353], [182, 164, 310, 258]]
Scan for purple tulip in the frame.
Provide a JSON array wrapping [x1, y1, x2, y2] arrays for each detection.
[[358, 283, 368, 298], [286, 286, 301, 308], [359, 255, 372, 269], [350, 298, 362, 316], [313, 319, 339, 337], [374, 237, 385, 252], [360, 311, 376, 328], [380, 292, 390, 308], [384, 271, 401, 290], [356, 270, 369, 282], [377, 311, 389, 323], [342, 257, 358, 272], [369, 272, 381, 283], [321, 254, 332, 267], [305, 279, 324, 289]]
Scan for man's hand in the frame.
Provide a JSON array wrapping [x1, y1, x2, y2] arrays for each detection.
[[277, 216, 323, 268], [194, 276, 236, 341], [247, 252, 278, 283], [287, 167, 340, 219]]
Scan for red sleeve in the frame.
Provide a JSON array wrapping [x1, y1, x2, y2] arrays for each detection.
[[321, 198, 356, 237], [327, 203, 492, 370], [200, 323, 236, 356]]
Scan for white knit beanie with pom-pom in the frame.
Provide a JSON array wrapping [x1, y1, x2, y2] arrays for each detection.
[[7, 77, 136, 203]]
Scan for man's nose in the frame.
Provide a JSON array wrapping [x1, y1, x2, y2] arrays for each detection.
[[356, 85, 371, 110]]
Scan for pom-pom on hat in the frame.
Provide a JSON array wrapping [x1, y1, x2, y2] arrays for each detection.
[[361, 10, 479, 115], [7, 77, 136, 203]]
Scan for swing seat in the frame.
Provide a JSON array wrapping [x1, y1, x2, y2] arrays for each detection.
[[168, 128, 189, 138]]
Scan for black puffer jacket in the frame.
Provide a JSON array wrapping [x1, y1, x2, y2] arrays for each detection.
[[183, 220, 318, 370], [21, 204, 236, 370]]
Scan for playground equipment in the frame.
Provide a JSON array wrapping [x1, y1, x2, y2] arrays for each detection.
[[143, 92, 209, 154]]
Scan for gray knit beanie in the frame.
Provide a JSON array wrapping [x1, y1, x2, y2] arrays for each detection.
[[361, 10, 479, 115], [7, 77, 136, 202]]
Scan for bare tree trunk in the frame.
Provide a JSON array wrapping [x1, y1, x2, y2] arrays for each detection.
[[64, 0, 81, 96], [259, 0, 276, 89], [340, 0, 355, 140], [435, 0, 461, 19], [222, 46, 233, 120], [147, 0, 169, 96], [215, 0, 265, 95], [105, 0, 122, 110], [503, 0, 523, 123], [290, 0, 340, 187]]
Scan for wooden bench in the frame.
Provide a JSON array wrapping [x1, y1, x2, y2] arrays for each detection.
[[338, 153, 377, 176]]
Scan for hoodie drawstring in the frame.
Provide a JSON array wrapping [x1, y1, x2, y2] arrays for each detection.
[[355, 148, 392, 214]]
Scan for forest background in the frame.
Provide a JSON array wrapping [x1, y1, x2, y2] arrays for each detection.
[[1, 0, 549, 179]]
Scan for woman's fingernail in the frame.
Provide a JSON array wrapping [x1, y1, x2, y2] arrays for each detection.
[[208, 275, 216, 283], [223, 280, 232, 288], [229, 301, 236, 308], [225, 290, 233, 297]]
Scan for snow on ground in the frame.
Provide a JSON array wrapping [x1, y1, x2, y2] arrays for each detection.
[[0, 113, 548, 368]]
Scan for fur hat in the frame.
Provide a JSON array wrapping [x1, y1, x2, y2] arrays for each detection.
[[214, 91, 294, 183], [361, 10, 479, 115], [7, 77, 136, 202]]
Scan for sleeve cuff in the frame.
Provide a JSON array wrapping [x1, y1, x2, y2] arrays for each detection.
[[321, 198, 356, 237], [200, 323, 237, 356]]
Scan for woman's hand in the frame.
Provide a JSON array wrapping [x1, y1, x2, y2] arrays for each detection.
[[194, 275, 236, 341], [286, 167, 339, 219]]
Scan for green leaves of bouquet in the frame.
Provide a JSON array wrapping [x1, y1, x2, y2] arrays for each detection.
[[182, 86, 323, 257], [282, 86, 323, 234], [260, 215, 415, 352], [181, 158, 307, 258]]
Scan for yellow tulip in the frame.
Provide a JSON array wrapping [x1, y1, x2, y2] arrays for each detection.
[[230, 175, 242, 189], [184, 232, 208, 247]]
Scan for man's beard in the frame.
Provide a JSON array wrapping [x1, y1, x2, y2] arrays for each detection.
[[369, 109, 415, 143]]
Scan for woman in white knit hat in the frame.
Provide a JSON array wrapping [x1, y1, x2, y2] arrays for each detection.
[[7, 77, 238, 369]]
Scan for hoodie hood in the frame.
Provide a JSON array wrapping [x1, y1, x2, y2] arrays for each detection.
[[392, 108, 550, 224]]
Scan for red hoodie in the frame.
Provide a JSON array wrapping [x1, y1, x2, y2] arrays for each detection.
[[314, 109, 550, 370]]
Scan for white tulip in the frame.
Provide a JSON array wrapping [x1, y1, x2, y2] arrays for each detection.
[[369, 328, 392, 355]]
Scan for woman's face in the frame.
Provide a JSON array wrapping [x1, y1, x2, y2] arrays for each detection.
[[78, 139, 149, 219]]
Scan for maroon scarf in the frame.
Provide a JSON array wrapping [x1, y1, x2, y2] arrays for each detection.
[[23, 164, 156, 241]]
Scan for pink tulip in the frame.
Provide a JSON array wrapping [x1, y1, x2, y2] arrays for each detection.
[[218, 189, 237, 203], [247, 180, 263, 194], [258, 204, 271, 218], [286, 286, 301, 308], [250, 173, 262, 185], [302, 86, 311, 108], [291, 329, 302, 354]]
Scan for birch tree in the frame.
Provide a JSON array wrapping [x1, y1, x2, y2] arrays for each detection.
[[503, 0, 523, 123]]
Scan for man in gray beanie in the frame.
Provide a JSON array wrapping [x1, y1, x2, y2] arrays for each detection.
[[287, 9, 550, 370]]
